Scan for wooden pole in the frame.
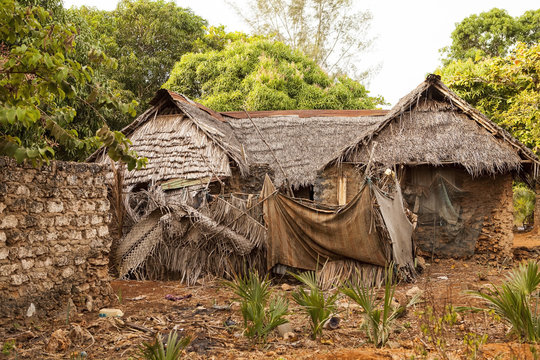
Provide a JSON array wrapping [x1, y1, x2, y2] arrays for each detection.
[[243, 109, 294, 197]]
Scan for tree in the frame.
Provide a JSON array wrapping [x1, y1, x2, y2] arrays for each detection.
[[163, 38, 384, 111], [0, 0, 145, 169], [69, 0, 207, 110], [437, 42, 540, 153], [441, 8, 540, 63], [233, 0, 373, 78]]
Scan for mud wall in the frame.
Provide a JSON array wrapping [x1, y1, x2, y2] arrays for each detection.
[[403, 166, 513, 259], [0, 157, 114, 318], [472, 173, 514, 258], [314, 164, 364, 205], [226, 164, 275, 194]]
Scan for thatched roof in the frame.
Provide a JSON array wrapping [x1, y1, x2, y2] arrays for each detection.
[[333, 74, 540, 177], [88, 89, 249, 186], [224, 111, 385, 188]]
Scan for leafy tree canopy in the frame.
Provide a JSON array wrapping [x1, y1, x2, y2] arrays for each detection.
[[441, 8, 540, 63], [0, 0, 145, 169], [437, 42, 540, 153], [69, 0, 207, 110], [233, 0, 373, 78], [163, 38, 384, 111]]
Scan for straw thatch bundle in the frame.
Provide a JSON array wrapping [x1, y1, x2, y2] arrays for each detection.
[[335, 75, 539, 177], [115, 188, 267, 284], [227, 115, 383, 188]]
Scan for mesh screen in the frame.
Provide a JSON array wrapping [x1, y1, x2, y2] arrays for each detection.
[[403, 167, 486, 257]]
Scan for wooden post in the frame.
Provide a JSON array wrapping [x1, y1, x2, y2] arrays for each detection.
[[535, 181, 540, 234]]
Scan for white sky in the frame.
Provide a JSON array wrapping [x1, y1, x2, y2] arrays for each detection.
[[63, 0, 538, 107]]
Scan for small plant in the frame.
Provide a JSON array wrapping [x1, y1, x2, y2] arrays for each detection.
[[469, 260, 540, 342], [117, 288, 123, 304], [224, 270, 289, 342], [463, 332, 488, 359], [139, 331, 191, 360], [513, 183, 535, 227], [2, 340, 15, 356], [290, 271, 338, 339], [341, 264, 402, 347]]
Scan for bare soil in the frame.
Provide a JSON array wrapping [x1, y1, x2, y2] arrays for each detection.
[[2, 255, 540, 359], [513, 230, 540, 248]]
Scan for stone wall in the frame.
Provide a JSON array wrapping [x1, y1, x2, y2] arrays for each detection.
[[0, 157, 114, 318]]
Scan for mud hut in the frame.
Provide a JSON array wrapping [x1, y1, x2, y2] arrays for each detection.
[[328, 74, 540, 259], [89, 90, 398, 284]]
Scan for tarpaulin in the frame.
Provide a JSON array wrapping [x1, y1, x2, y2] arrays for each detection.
[[373, 186, 414, 270], [261, 175, 391, 271]]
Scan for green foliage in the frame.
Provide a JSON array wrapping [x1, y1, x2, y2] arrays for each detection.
[[437, 42, 540, 154], [513, 183, 535, 226], [441, 8, 540, 62], [2, 340, 16, 356], [193, 25, 258, 53], [340, 265, 402, 347], [164, 38, 384, 111], [469, 260, 540, 342], [0, 0, 145, 168], [235, 0, 373, 77], [139, 331, 191, 360], [224, 270, 289, 342], [70, 0, 207, 110], [290, 271, 338, 339]]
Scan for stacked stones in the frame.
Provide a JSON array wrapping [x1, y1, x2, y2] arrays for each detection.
[[0, 157, 114, 318]]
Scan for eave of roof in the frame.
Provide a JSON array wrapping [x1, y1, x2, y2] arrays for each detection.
[[222, 109, 388, 119]]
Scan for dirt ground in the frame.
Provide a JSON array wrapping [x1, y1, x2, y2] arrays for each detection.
[[2, 239, 540, 359]]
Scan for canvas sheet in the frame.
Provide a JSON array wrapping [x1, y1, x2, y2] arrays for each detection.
[[261, 175, 391, 271], [373, 186, 415, 269]]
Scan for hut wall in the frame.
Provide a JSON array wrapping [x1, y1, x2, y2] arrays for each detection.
[[226, 164, 275, 195], [314, 164, 363, 205], [473, 173, 514, 258], [402, 166, 513, 259]]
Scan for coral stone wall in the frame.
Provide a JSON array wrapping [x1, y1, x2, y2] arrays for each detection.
[[0, 157, 114, 318]]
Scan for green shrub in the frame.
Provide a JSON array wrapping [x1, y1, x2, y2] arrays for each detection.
[[469, 260, 540, 342], [224, 270, 289, 342], [513, 183, 535, 226], [139, 331, 190, 360], [290, 271, 339, 339], [341, 265, 403, 347]]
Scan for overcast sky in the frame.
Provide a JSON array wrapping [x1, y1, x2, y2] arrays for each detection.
[[63, 0, 538, 107]]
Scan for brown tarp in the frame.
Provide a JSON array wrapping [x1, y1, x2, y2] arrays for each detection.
[[261, 175, 390, 271]]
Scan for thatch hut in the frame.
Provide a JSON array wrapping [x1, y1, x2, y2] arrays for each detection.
[[329, 74, 540, 259], [88, 89, 394, 283], [90, 74, 538, 282], [222, 109, 386, 197]]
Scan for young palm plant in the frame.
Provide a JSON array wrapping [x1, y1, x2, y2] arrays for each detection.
[[224, 270, 289, 342], [469, 260, 540, 342], [290, 271, 339, 339], [340, 264, 402, 347], [139, 331, 191, 360]]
